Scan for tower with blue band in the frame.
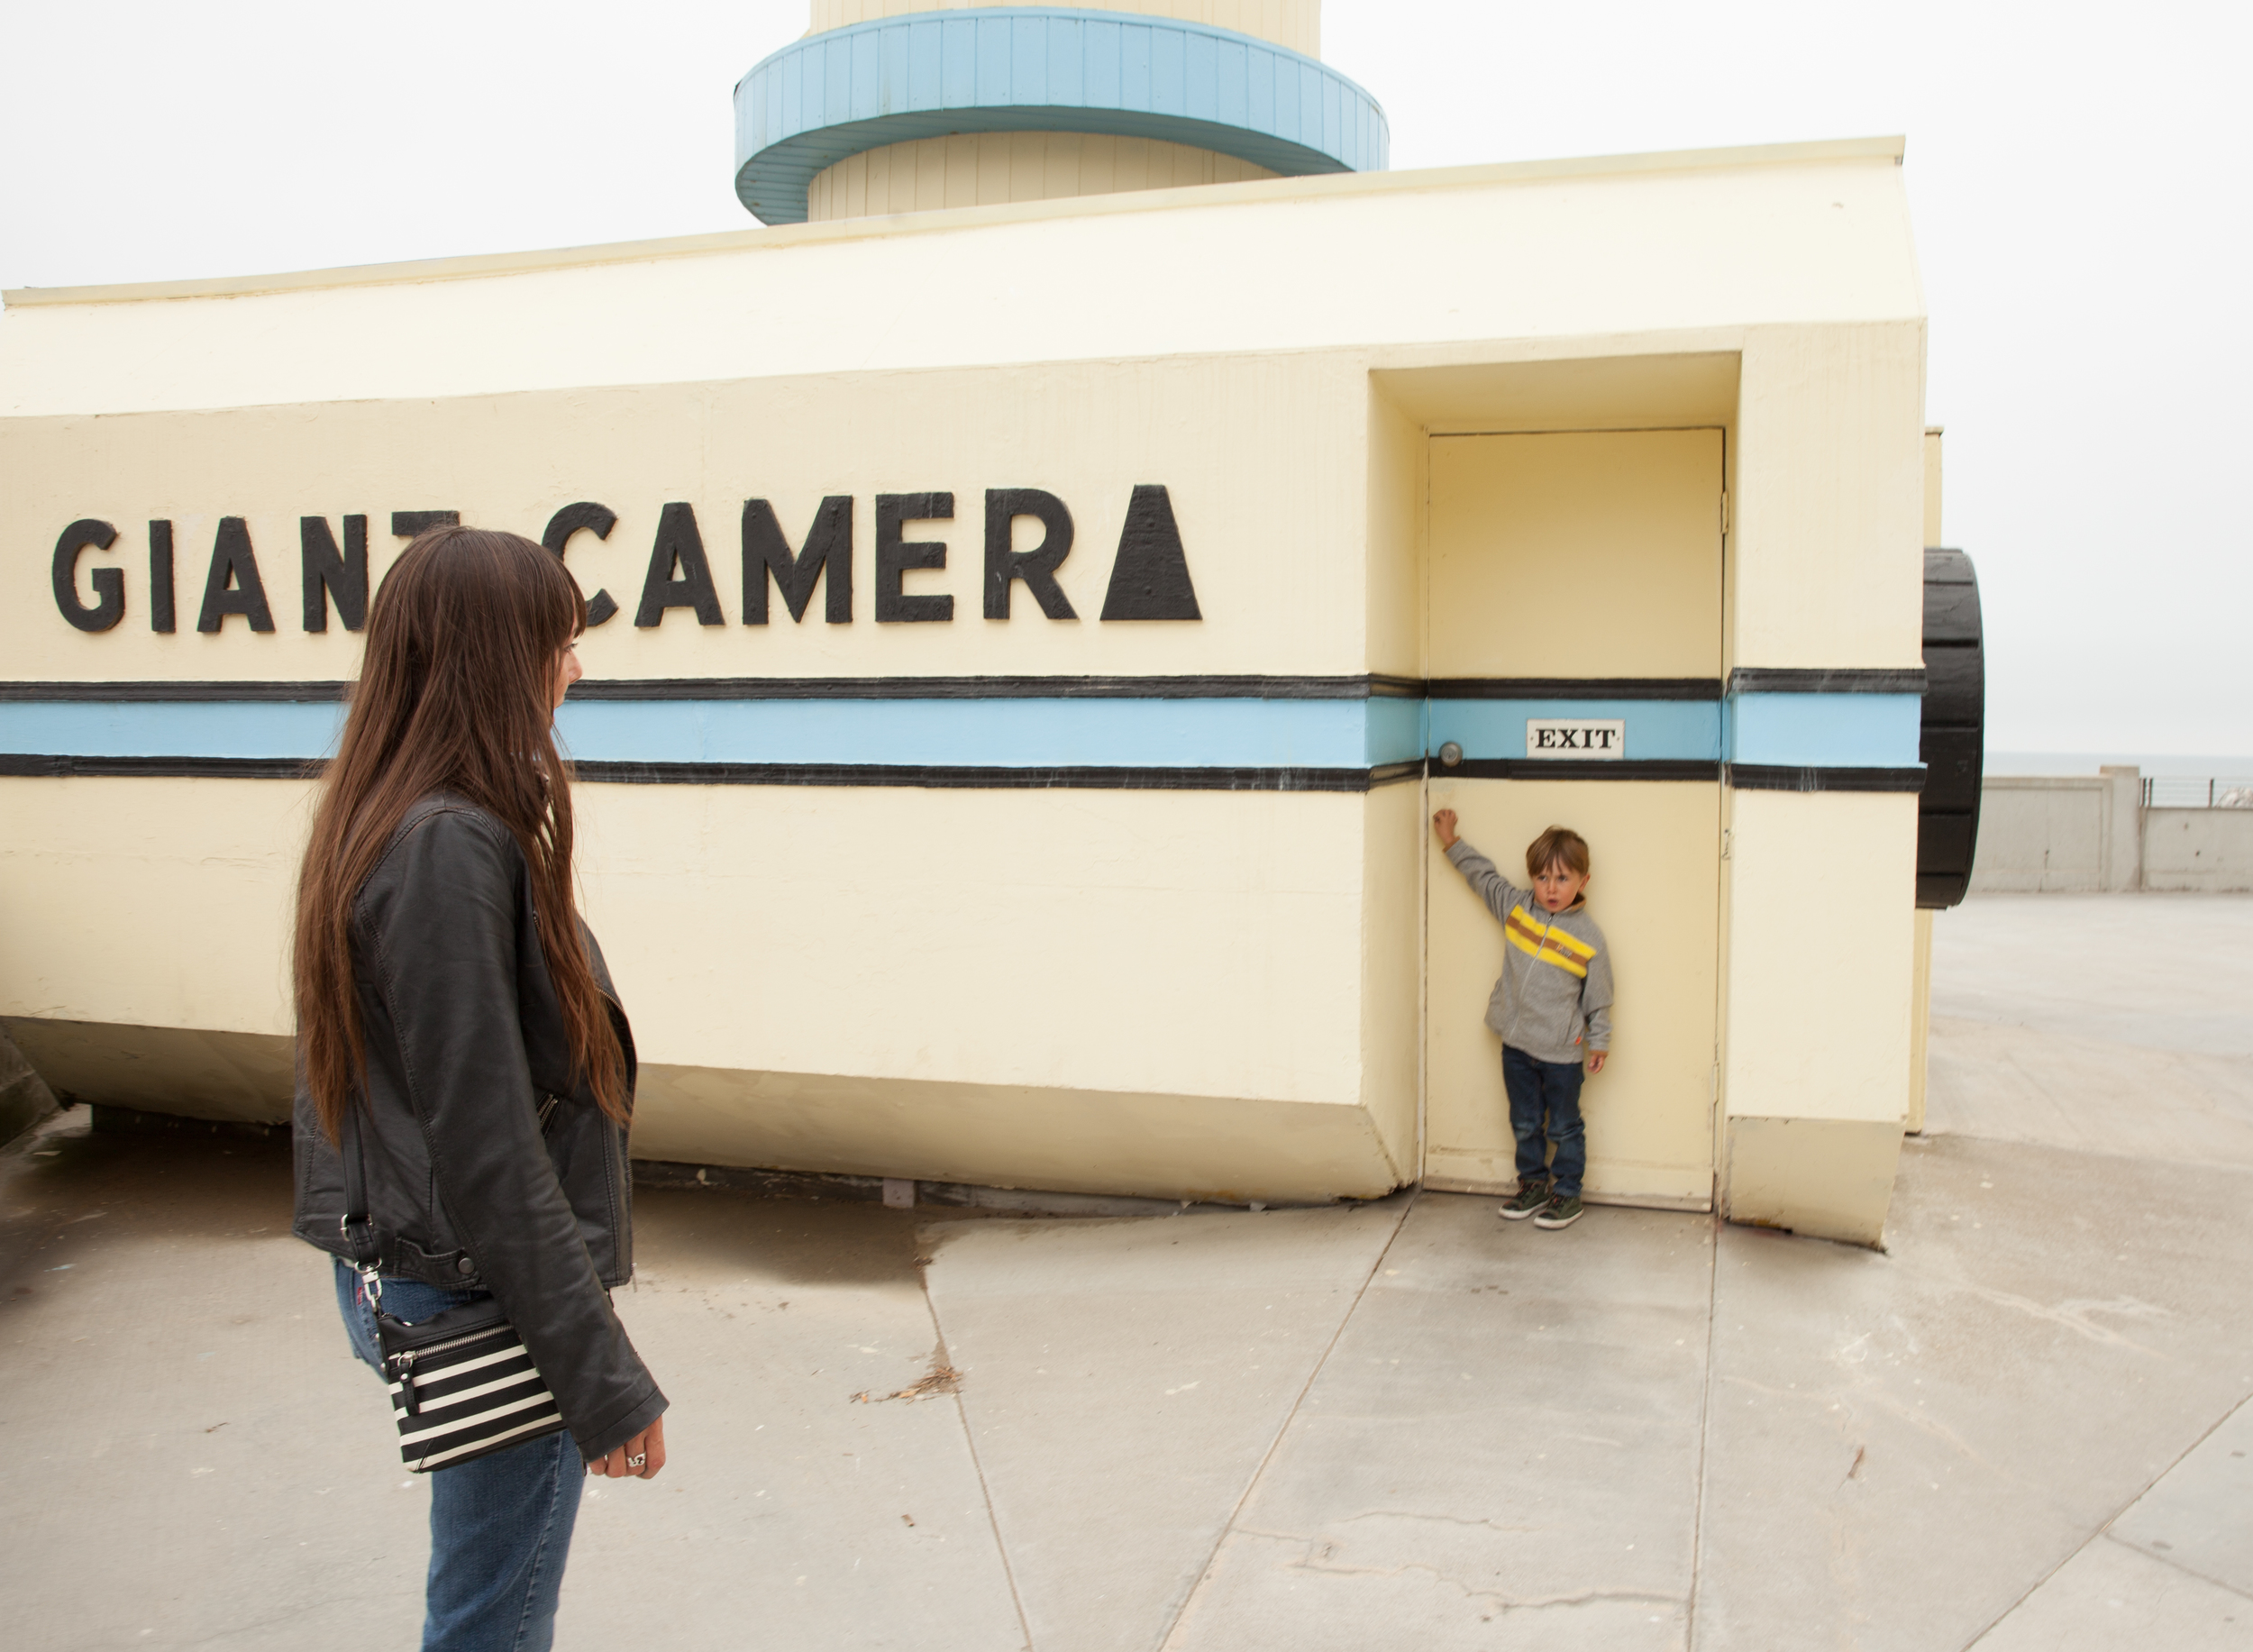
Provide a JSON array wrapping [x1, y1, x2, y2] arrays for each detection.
[[734, 5, 1387, 224]]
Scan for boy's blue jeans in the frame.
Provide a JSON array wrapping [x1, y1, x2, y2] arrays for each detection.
[[1502, 1045, 1586, 1199], [335, 1259, 584, 1652]]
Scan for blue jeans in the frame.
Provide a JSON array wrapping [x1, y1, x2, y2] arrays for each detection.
[[1501, 1045, 1587, 1199], [334, 1260, 583, 1652]]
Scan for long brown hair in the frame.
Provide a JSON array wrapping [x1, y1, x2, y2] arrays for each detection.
[[293, 525, 625, 1141]]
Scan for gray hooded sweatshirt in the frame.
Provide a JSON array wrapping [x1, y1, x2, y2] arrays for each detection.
[[1444, 838, 1614, 1065]]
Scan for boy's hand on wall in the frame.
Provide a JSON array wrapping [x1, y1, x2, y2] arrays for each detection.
[[1431, 808, 1459, 849], [1587, 1051, 1608, 1074]]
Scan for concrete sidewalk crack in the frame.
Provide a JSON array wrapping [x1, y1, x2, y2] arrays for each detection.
[[1330, 1510, 1541, 1534], [2103, 1531, 2253, 1606], [1254, 1540, 1683, 1615], [1958, 1389, 2253, 1647], [1156, 1191, 1418, 1651], [919, 1283, 1034, 1650], [1685, 1210, 1719, 1652]]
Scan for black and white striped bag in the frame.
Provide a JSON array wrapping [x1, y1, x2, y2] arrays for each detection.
[[379, 1302, 566, 1472], [342, 1111, 569, 1474]]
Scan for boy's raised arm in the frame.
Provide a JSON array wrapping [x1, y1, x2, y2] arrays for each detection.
[[1432, 809, 1524, 921]]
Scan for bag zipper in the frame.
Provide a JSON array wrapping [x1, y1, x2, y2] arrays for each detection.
[[388, 1324, 510, 1415]]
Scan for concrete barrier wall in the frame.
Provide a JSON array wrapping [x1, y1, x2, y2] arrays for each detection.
[[2143, 807, 2253, 892], [1970, 769, 2253, 893], [1971, 769, 2142, 892]]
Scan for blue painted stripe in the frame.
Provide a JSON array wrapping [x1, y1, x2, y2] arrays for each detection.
[[1728, 693, 1921, 769], [0, 701, 349, 761], [559, 698, 1391, 770], [0, 691, 1923, 772], [0, 698, 1421, 771], [1429, 700, 1726, 763]]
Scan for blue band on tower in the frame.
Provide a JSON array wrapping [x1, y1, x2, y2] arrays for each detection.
[[733, 7, 1390, 224]]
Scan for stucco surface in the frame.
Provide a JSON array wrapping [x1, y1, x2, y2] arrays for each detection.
[[0, 145, 1919, 418]]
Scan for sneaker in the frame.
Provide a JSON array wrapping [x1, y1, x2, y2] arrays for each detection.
[[1499, 1180, 1551, 1220], [1533, 1194, 1584, 1230]]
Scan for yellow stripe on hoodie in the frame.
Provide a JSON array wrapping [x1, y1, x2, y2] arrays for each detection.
[[1505, 910, 1590, 978]]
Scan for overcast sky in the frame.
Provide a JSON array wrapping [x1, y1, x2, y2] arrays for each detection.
[[5, 2, 2247, 758]]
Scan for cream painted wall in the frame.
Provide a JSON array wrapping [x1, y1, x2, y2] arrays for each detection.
[[3, 353, 1373, 684], [627, 1064, 1395, 1202], [1423, 777, 1720, 1210], [1733, 322, 1927, 671], [0, 1016, 1401, 1201], [1363, 383, 1424, 680], [805, 0, 1322, 56], [0, 144, 1920, 421], [570, 780, 1371, 1104], [1377, 354, 1740, 440], [1719, 788, 1918, 1128], [0, 777, 310, 1039], [1922, 426, 1945, 546], [1357, 780, 1422, 1182], [1428, 429, 1724, 679], [0, 772, 1405, 1177], [807, 132, 1273, 223]]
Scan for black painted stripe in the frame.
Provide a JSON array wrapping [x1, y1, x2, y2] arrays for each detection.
[[572, 760, 1428, 791], [1726, 668, 1927, 695], [0, 674, 1430, 704], [1, 671, 1931, 702], [572, 674, 1433, 701], [1436, 759, 1724, 781], [1729, 764, 1926, 793], [1427, 678, 1722, 701], [1435, 759, 1928, 791], [0, 754, 324, 780], [2, 753, 1929, 790], [0, 752, 1428, 792], [0, 680, 349, 703]]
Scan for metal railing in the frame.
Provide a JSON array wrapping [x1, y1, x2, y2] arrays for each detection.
[[2142, 776, 2253, 808]]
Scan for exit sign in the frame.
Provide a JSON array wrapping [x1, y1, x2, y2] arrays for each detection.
[[1525, 718, 1625, 759]]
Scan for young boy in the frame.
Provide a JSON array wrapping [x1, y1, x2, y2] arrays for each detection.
[[1431, 811, 1613, 1230]]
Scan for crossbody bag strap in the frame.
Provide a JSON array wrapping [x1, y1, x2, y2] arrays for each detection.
[[339, 1103, 386, 1303]]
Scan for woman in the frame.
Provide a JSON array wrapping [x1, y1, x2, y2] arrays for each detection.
[[290, 525, 667, 1650]]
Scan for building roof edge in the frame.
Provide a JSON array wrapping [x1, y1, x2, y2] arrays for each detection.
[[4, 135, 1907, 310]]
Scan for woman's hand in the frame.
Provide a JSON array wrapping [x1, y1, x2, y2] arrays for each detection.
[[588, 1416, 665, 1480], [1432, 808, 1459, 849]]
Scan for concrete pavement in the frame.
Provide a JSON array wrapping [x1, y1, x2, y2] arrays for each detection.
[[3, 893, 2248, 1649]]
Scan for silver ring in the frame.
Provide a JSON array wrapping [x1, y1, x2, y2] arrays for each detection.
[[626, 1453, 646, 1467]]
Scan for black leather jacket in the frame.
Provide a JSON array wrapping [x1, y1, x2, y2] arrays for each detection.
[[293, 792, 665, 1460]]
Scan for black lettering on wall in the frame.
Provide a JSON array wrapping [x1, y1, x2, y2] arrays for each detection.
[[743, 497, 853, 625], [197, 517, 277, 633], [634, 502, 725, 627], [150, 520, 177, 634], [390, 510, 460, 541], [300, 516, 369, 633], [1099, 485, 1201, 622], [983, 489, 1077, 620], [875, 493, 954, 624], [51, 519, 124, 634], [541, 502, 621, 626]]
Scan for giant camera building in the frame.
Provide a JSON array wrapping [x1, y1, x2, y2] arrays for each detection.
[[0, 2, 1979, 1245]]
